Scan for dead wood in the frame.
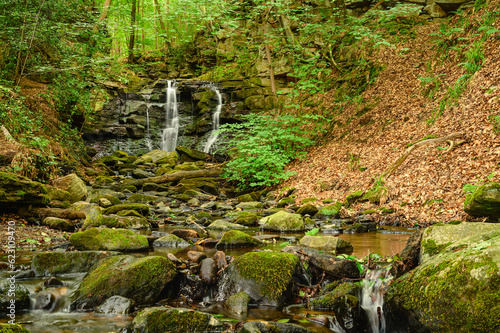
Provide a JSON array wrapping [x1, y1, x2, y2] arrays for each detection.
[[120, 168, 223, 187]]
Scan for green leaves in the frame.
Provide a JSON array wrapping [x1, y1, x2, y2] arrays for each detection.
[[305, 228, 319, 236]]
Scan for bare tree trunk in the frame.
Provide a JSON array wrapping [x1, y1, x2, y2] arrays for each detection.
[[128, 0, 137, 63], [153, 0, 172, 51]]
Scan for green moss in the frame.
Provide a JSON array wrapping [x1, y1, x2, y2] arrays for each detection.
[[301, 197, 317, 204], [195, 211, 212, 219], [317, 202, 344, 217], [89, 194, 121, 205], [216, 230, 262, 248], [125, 193, 158, 204], [422, 239, 451, 256], [345, 190, 364, 205], [69, 228, 148, 251], [310, 283, 360, 310], [0, 323, 31, 333], [359, 209, 377, 215], [234, 252, 299, 300], [104, 203, 149, 215], [234, 211, 258, 226]]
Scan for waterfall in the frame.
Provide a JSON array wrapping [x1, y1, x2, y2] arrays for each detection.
[[361, 269, 392, 333], [162, 80, 179, 152], [142, 92, 153, 151], [203, 87, 223, 154]]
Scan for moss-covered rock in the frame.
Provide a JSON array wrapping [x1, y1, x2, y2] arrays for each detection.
[[361, 181, 388, 204], [0, 170, 49, 205], [345, 190, 364, 205], [464, 182, 500, 219], [94, 175, 114, 186], [69, 228, 149, 251], [0, 324, 31, 333], [259, 210, 305, 232], [234, 211, 258, 226], [385, 223, 500, 332], [239, 321, 315, 333], [152, 234, 190, 248], [41, 217, 74, 231], [215, 230, 263, 249], [224, 291, 250, 315], [53, 173, 88, 203], [83, 214, 150, 230], [71, 255, 177, 309], [176, 146, 208, 162], [176, 178, 218, 196], [237, 194, 253, 203], [174, 163, 200, 171], [0, 280, 31, 315], [134, 150, 178, 166], [299, 235, 353, 254], [89, 193, 121, 205], [216, 251, 300, 306], [104, 203, 149, 215], [124, 193, 159, 204], [125, 307, 224, 333], [277, 195, 296, 208], [207, 220, 246, 231], [31, 251, 117, 276], [316, 202, 344, 219], [235, 201, 263, 210], [296, 204, 319, 216]]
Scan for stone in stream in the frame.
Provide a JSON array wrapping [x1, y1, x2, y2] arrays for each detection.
[[215, 230, 264, 249], [34, 290, 57, 310], [43, 277, 64, 287], [239, 321, 316, 333], [234, 211, 259, 226], [385, 222, 500, 332], [104, 203, 150, 215], [83, 213, 150, 230], [95, 295, 135, 314], [152, 234, 190, 248], [258, 210, 306, 232], [0, 280, 31, 313], [199, 258, 217, 284], [53, 173, 88, 203], [69, 228, 149, 252], [299, 235, 353, 254], [134, 149, 178, 165], [464, 182, 500, 219], [207, 219, 246, 231], [187, 251, 207, 263], [124, 307, 224, 333], [172, 229, 199, 240], [212, 250, 227, 270], [236, 201, 263, 210], [176, 146, 208, 162], [0, 323, 31, 332], [296, 204, 319, 216], [71, 255, 177, 310], [315, 202, 344, 219], [124, 193, 159, 204], [224, 291, 250, 315], [216, 251, 301, 306]]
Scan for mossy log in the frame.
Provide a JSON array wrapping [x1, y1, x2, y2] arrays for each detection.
[[120, 168, 223, 187]]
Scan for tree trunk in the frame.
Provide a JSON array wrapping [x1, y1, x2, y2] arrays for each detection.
[[153, 0, 171, 51], [119, 168, 223, 187], [128, 0, 137, 63]]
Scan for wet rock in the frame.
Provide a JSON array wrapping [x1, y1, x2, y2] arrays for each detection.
[[153, 234, 190, 248], [134, 150, 178, 165], [277, 196, 296, 208], [104, 203, 149, 215], [0, 170, 50, 205], [212, 250, 227, 270], [155, 205, 173, 216], [238, 320, 316, 333], [32, 251, 117, 276], [236, 201, 263, 210], [309, 251, 360, 279], [34, 290, 56, 310], [391, 229, 423, 278], [0, 323, 31, 332], [385, 223, 500, 332], [167, 253, 182, 264], [296, 204, 319, 216], [98, 197, 113, 208], [234, 211, 258, 226], [0, 279, 30, 313], [88, 189, 126, 201], [187, 251, 207, 263], [259, 211, 305, 232], [316, 202, 343, 219], [299, 235, 353, 254], [199, 258, 217, 284], [345, 190, 364, 206], [216, 230, 263, 249], [216, 251, 301, 306], [217, 203, 234, 210], [69, 228, 149, 252], [83, 213, 150, 230], [125, 307, 224, 333], [96, 295, 135, 314], [207, 219, 246, 230], [172, 229, 199, 240], [42, 216, 74, 231], [225, 291, 250, 315], [177, 178, 218, 196], [124, 193, 158, 204], [348, 222, 376, 233], [71, 255, 177, 309], [176, 146, 208, 162], [237, 194, 254, 202], [53, 173, 88, 203], [464, 182, 500, 219], [43, 277, 64, 287]]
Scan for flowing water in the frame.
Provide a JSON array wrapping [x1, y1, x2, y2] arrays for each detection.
[[141, 91, 153, 151], [203, 86, 223, 154], [161, 81, 179, 152], [360, 269, 393, 333]]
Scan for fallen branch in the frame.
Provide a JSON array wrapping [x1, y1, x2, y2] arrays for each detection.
[[119, 168, 223, 187]]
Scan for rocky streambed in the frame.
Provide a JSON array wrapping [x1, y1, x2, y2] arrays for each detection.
[[2, 147, 500, 333]]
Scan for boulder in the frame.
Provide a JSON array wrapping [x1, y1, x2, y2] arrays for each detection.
[[0, 324, 31, 333], [215, 230, 263, 249], [234, 211, 259, 226], [153, 234, 190, 248], [134, 150, 178, 165], [53, 173, 88, 203], [177, 178, 218, 196], [296, 204, 319, 216], [71, 255, 177, 309], [0, 279, 31, 314], [385, 222, 500, 332], [69, 228, 149, 252], [176, 146, 208, 162], [464, 182, 500, 219], [207, 219, 246, 231], [42, 216, 74, 231], [215, 251, 301, 306], [235, 201, 263, 210], [316, 202, 343, 219], [125, 307, 224, 333], [299, 235, 353, 254], [31, 251, 117, 276], [0, 170, 49, 205], [83, 213, 150, 230], [199, 258, 217, 284], [104, 203, 149, 215], [239, 321, 316, 333], [259, 211, 305, 232], [95, 296, 134, 314], [224, 291, 250, 315]]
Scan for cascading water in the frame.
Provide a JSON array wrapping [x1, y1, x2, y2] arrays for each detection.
[[203, 87, 223, 154], [162, 80, 179, 152], [142, 92, 153, 151], [361, 268, 392, 333]]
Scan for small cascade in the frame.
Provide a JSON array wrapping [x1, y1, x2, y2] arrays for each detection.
[[361, 268, 392, 333], [142, 91, 153, 151], [162, 80, 179, 152], [203, 87, 223, 153]]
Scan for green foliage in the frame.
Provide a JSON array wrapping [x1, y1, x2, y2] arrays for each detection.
[[305, 228, 320, 237], [219, 113, 327, 188]]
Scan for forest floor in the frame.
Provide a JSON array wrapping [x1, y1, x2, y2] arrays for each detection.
[[280, 14, 500, 225]]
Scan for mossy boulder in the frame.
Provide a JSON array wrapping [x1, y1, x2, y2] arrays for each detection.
[[0, 170, 49, 205], [152, 234, 190, 248], [235, 201, 263, 210], [345, 190, 364, 205], [69, 228, 149, 251], [296, 204, 319, 216], [277, 196, 296, 208], [385, 223, 500, 332], [238, 321, 315, 333], [174, 163, 200, 171], [104, 203, 149, 215], [224, 291, 250, 315], [299, 235, 353, 254], [31, 251, 117, 276], [259, 211, 305, 232], [71, 255, 177, 309], [88, 189, 126, 201], [237, 193, 254, 203], [207, 220, 246, 231], [0, 280, 31, 315], [176, 146, 208, 162], [464, 182, 500, 219], [125, 307, 224, 333], [177, 178, 218, 196], [361, 181, 388, 204], [215, 230, 263, 249], [42, 216, 74, 231], [124, 193, 159, 204], [234, 211, 258, 226], [53, 173, 88, 203], [316, 202, 344, 219], [0, 324, 31, 333], [83, 214, 150, 230], [134, 150, 178, 166], [94, 176, 114, 186], [216, 251, 301, 306], [89, 193, 121, 205]]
